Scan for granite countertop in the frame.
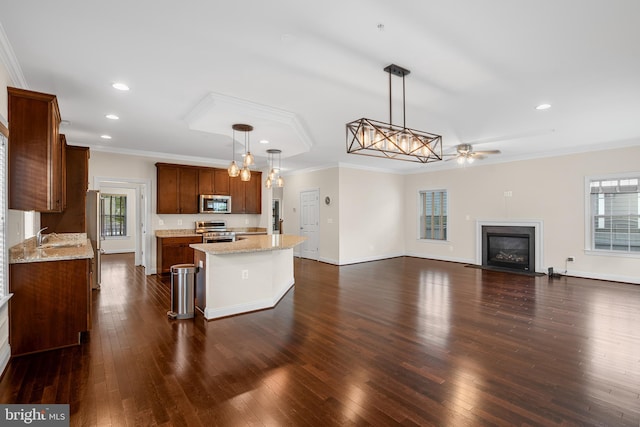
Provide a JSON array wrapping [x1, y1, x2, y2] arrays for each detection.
[[190, 234, 305, 255], [155, 228, 267, 238], [155, 229, 200, 238], [10, 233, 94, 264]]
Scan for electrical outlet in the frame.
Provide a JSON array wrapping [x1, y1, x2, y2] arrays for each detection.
[[567, 256, 575, 262], [504, 191, 513, 197], [177, 219, 182, 225], [241, 269, 249, 279], [158, 219, 164, 226]]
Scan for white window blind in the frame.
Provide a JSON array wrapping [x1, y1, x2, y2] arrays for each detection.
[[419, 190, 448, 241], [589, 177, 640, 253], [0, 133, 6, 299]]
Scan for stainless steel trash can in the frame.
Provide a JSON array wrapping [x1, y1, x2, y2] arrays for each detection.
[[168, 263, 197, 319]]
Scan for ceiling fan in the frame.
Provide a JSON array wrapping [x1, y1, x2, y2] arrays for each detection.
[[445, 143, 501, 164]]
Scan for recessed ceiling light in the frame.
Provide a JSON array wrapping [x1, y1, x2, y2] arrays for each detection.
[[100, 135, 112, 140], [536, 103, 551, 110], [105, 114, 119, 120], [259, 139, 269, 144], [112, 82, 130, 91]]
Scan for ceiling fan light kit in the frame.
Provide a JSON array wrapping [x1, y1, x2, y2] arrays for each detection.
[[346, 64, 443, 164], [447, 143, 501, 164]]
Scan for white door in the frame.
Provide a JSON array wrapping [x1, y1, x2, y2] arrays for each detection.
[[300, 189, 320, 260]]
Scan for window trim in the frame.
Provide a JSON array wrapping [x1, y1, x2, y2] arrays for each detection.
[[417, 188, 449, 242], [584, 173, 640, 258]]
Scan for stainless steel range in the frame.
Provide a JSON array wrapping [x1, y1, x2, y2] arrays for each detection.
[[195, 220, 236, 243]]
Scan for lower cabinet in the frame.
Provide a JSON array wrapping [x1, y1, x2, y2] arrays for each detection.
[[157, 236, 202, 274], [9, 259, 90, 356]]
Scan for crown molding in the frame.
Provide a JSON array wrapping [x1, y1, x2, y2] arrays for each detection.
[[0, 22, 28, 89]]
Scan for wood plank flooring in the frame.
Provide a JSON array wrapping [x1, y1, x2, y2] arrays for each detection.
[[1, 254, 639, 426]]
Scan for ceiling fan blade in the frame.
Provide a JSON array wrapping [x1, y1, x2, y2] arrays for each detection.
[[470, 154, 488, 160], [472, 149, 501, 155]]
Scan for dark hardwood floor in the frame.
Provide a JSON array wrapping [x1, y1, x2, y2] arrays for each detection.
[[1, 254, 639, 426]]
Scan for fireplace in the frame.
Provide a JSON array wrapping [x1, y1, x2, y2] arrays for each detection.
[[482, 225, 536, 272]]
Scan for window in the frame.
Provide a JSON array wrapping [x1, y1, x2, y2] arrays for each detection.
[[0, 130, 6, 300], [419, 190, 447, 240], [589, 176, 640, 253], [102, 194, 127, 237]]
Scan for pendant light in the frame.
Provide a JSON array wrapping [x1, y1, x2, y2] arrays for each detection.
[[265, 149, 281, 188], [227, 126, 240, 177], [276, 150, 284, 188], [230, 124, 253, 181]]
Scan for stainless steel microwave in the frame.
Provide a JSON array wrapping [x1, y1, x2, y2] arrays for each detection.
[[199, 195, 231, 214]]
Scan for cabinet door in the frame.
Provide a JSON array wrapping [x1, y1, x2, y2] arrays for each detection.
[[178, 167, 199, 214], [41, 145, 89, 233], [198, 168, 215, 195], [8, 87, 62, 212], [245, 171, 262, 214], [157, 164, 180, 213], [214, 169, 230, 195], [229, 175, 245, 213]]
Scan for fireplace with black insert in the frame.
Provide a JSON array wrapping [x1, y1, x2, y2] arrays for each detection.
[[482, 226, 535, 272]]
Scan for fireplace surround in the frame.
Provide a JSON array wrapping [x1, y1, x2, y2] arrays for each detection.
[[476, 220, 544, 273]]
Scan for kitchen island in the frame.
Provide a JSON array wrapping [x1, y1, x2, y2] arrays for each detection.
[[190, 234, 305, 320]]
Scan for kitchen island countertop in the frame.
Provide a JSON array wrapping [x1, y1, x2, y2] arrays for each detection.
[[190, 234, 305, 255]]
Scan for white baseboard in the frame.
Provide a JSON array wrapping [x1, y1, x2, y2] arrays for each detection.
[[564, 269, 640, 285], [404, 252, 475, 265]]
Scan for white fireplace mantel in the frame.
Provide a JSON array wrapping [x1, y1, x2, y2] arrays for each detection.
[[476, 220, 544, 273]]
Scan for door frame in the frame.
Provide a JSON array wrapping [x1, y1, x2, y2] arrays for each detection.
[[94, 176, 151, 270]]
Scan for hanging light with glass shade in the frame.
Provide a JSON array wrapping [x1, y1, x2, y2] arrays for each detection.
[[276, 150, 284, 187], [227, 126, 240, 177], [265, 149, 282, 188], [229, 124, 253, 182]]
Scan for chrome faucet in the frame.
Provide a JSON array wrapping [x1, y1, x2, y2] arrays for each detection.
[[36, 227, 48, 247]]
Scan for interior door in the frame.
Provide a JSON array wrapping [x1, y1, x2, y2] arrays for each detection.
[[299, 189, 319, 260]]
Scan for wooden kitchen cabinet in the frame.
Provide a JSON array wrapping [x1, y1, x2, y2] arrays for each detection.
[[157, 236, 202, 274], [41, 145, 89, 233], [214, 168, 230, 195], [9, 259, 91, 356], [8, 87, 65, 212], [198, 168, 215, 195], [156, 163, 199, 214], [229, 171, 262, 214], [195, 167, 232, 197]]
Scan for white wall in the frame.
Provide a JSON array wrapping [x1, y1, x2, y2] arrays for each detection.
[[339, 167, 405, 264], [283, 167, 339, 263], [404, 145, 640, 284]]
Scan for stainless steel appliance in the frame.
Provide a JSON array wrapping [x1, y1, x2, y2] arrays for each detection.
[[195, 220, 236, 243], [199, 194, 232, 214], [86, 190, 104, 290]]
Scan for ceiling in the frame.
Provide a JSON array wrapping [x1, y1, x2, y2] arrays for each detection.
[[1, 0, 639, 174]]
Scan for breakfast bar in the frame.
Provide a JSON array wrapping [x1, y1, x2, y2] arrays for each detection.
[[190, 234, 305, 320]]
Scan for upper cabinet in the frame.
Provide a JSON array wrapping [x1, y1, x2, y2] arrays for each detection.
[[229, 172, 262, 214], [41, 145, 89, 233], [156, 163, 260, 214], [156, 163, 199, 214], [8, 87, 65, 212]]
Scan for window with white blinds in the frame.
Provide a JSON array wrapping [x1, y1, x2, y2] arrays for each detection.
[[589, 176, 640, 253], [419, 190, 448, 241], [0, 132, 6, 299]]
